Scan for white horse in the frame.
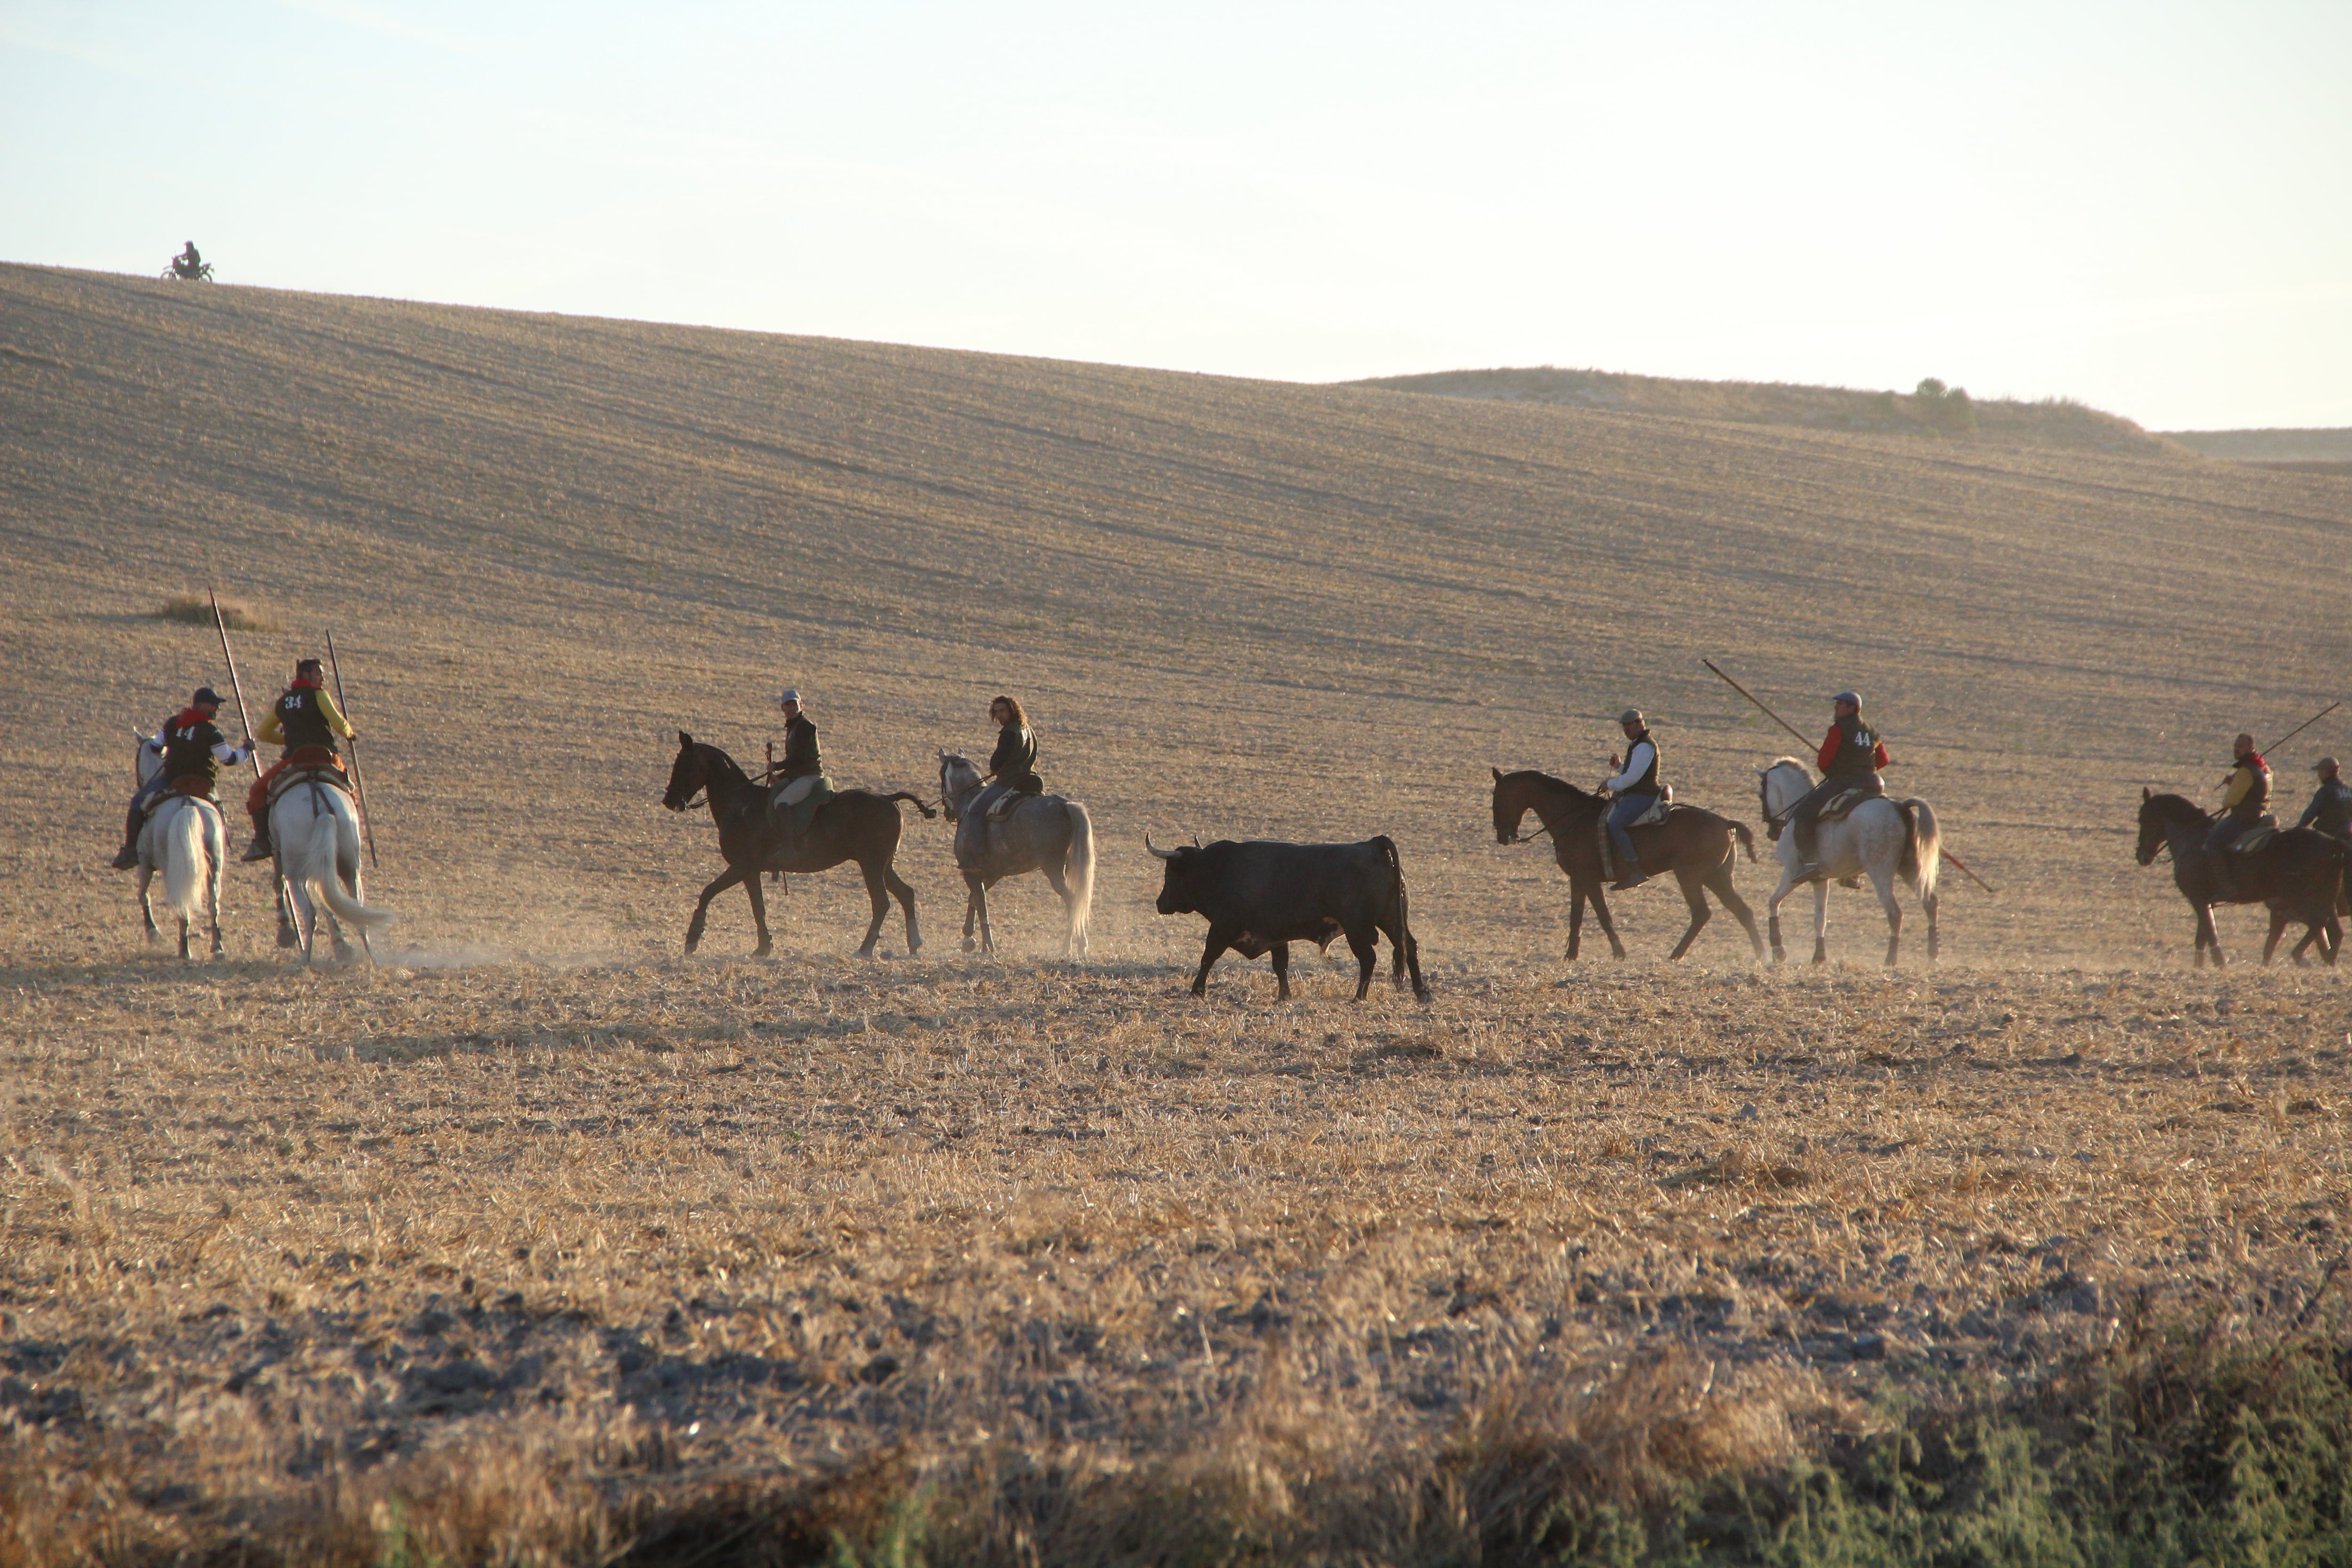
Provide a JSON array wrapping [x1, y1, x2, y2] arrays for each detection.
[[267, 771, 394, 963], [1756, 758, 1941, 965], [131, 732, 225, 960], [937, 751, 1095, 958]]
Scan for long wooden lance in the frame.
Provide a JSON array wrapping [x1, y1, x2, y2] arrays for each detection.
[[1701, 656, 1997, 894], [1701, 658, 1812, 748], [2263, 700, 2341, 758], [325, 630, 380, 869], [210, 589, 298, 929]]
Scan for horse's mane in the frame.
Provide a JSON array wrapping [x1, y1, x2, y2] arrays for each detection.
[[688, 740, 754, 789], [2143, 791, 2209, 822], [1764, 756, 1811, 776], [1500, 768, 1598, 803]]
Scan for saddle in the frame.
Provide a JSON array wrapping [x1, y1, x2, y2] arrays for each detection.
[[1812, 787, 1872, 826], [2229, 817, 2281, 856], [767, 775, 836, 835], [138, 775, 219, 822], [985, 787, 1035, 822], [265, 750, 352, 813]]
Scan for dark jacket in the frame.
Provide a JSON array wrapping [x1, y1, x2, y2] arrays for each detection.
[[1819, 714, 1889, 781], [1618, 729, 1660, 796], [273, 686, 340, 754], [778, 714, 822, 780], [162, 711, 231, 789], [989, 724, 1042, 794], [2298, 780, 2352, 838]]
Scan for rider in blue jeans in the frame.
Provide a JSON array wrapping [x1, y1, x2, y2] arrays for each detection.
[[1600, 708, 1661, 891]]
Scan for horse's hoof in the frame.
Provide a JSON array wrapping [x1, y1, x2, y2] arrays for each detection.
[[277, 927, 299, 949], [752, 945, 773, 959], [961, 938, 977, 953]]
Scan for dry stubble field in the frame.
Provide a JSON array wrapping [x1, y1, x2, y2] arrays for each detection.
[[3, 264, 2352, 1563]]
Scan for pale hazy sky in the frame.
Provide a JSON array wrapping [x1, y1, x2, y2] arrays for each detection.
[[6, 1, 2348, 430]]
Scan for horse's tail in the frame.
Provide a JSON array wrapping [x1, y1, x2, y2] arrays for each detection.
[[286, 792, 396, 930], [160, 798, 208, 926], [1064, 802, 1095, 956], [881, 789, 938, 820], [1730, 818, 1757, 863], [1899, 798, 1941, 897]]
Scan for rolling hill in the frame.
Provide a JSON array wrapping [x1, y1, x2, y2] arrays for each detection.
[[4, 262, 2349, 965]]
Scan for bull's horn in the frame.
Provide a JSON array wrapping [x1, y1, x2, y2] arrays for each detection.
[[1144, 834, 1178, 861]]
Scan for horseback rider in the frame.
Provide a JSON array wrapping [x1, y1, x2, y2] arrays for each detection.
[[2298, 756, 2351, 844], [769, 689, 823, 849], [241, 658, 357, 861], [1598, 708, 1661, 891], [963, 695, 1042, 863], [173, 241, 203, 279], [2203, 732, 2271, 897], [1791, 690, 1891, 875], [110, 687, 252, 868]]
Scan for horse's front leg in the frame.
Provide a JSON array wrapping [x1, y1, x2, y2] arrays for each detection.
[[136, 864, 159, 945], [2196, 902, 2224, 967], [1811, 880, 1830, 965], [746, 871, 774, 958], [2264, 909, 2288, 966], [1588, 888, 1627, 959], [972, 876, 998, 956], [1764, 870, 1799, 965], [685, 866, 746, 955], [1565, 880, 1587, 960], [961, 876, 981, 952]]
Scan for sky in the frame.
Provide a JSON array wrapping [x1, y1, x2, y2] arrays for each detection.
[[5, 0, 2349, 430]]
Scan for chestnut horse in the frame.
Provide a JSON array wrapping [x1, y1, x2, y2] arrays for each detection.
[[2135, 790, 2344, 966], [662, 733, 932, 959], [1490, 769, 1764, 961]]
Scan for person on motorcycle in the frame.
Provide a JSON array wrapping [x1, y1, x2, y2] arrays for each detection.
[[173, 242, 204, 280]]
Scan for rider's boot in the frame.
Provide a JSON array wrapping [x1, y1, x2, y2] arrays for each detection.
[[1611, 855, 1649, 891], [109, 802, 144, 870], [240, 813, 274, 863]]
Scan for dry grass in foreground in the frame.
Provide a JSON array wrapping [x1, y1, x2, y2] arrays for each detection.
[[3, 955, 2347, 1563]]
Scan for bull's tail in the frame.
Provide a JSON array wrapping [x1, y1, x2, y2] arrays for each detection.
[[1373, 835, 1431, 1000]]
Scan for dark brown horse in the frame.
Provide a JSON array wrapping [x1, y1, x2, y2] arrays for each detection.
[[662, 733, 932, 959], [2135, 790, 2345, 966], [1490, 769, 1764, 961]]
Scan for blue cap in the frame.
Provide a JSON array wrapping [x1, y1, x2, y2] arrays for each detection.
[[1832, 690, 1861, 706], [192, 686, 226, 706]]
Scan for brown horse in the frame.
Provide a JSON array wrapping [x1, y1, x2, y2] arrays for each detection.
[[663, 733, 932, 959], [2135, 790, 2345, 966], [1490, 769, 1764, 961]]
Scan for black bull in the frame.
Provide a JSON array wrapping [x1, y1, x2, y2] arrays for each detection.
[[1148, 836, 1430, 1001]]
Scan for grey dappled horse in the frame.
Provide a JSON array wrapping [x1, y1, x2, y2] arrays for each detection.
[[267, 772, 393, 964], [131, 732, 226, 960], [938, 751, 1095, 958], [1757, 757, 1941, 965]]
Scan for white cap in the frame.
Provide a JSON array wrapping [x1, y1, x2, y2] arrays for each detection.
[[779, 688, 803, 705]]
